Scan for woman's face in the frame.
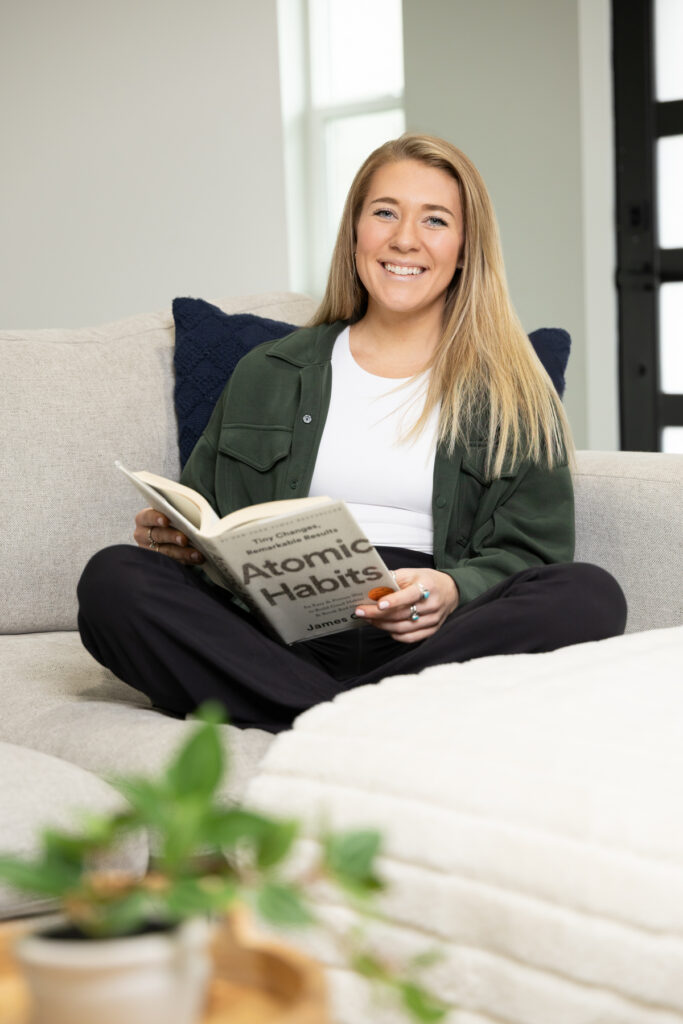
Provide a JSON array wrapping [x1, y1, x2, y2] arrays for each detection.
[[354, 159, 464, 323]]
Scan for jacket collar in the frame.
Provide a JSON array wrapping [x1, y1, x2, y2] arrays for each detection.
[[265, 320, 348, 367]]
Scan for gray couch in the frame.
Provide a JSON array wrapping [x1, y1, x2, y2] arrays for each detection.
[[2, 294, 683, 1021]]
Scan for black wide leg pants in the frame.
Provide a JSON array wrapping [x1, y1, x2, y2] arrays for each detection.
[[77, 545, 627, 733]]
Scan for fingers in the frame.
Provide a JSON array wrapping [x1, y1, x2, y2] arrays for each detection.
[[353, 569, 458, 643], [133, 507, 204, 564]]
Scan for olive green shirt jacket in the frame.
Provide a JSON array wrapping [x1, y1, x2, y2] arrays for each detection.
[[181, 321, 575, 606]]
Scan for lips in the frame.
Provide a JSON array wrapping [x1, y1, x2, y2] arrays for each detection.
[[381, 261, 426, 277]]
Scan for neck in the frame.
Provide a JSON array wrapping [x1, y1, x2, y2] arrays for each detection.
[[350, 303, 443, 377]]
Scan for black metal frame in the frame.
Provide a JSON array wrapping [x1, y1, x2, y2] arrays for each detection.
[[613, 0, 683, 449]]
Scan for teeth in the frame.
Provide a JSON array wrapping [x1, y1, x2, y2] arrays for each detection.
[[383, 262, 424, 276]]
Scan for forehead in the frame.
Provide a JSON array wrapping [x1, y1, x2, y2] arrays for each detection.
[[363, 159, 461, 209]]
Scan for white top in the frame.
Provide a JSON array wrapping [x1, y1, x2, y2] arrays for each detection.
[[308, 327, 438, 554]]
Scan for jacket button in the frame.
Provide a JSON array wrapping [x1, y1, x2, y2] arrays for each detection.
[[290, 481, 298, 489], [435, 495, 447, 508], [302, 414, 312, 424]]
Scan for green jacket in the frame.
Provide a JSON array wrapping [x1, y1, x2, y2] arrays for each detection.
[[181, 321, 575, 606]]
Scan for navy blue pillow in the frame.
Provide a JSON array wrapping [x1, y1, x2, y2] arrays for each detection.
[[173, 298, 297, 467], [528, 327, 570, 401], [173, 296, 570, 467]]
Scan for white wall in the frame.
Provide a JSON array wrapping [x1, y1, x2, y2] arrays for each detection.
[[0, 0, 289, 328], [402, 0, 618, 449]]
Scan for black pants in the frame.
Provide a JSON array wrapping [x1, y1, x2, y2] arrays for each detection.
[[77, 545, 627, 732]]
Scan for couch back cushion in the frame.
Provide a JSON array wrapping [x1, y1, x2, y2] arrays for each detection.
[[0, 293, 315, 633], [573, 450, 683, 633]]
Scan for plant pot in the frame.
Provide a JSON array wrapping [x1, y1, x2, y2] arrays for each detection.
[[15, 916, 212, 1024]]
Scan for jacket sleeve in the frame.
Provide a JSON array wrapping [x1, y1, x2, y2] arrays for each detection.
[[442, 460, 575, 606]]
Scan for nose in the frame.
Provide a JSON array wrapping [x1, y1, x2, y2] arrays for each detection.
[[390, 218, 420, 252]]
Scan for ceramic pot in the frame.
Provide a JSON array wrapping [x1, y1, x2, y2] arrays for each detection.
[[15, 917, 212, 1024]]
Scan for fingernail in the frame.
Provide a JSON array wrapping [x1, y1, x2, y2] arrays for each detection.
[[378, 601, 389, 609], [190, 551, 200, 562], [157, 517, 165, 526], [176, 534, 183, 544], [353, 608, 365, 617]]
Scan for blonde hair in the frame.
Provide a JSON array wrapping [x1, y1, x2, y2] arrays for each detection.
[[311, 133, 574, 478]]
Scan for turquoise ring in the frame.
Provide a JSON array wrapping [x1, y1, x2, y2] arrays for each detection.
[[410, 605, 420, 622]]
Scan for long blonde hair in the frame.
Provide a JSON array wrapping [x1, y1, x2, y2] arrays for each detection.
[[311, 133, 574, 478]]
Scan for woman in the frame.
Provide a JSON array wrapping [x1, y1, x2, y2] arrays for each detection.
[[78, 134, 626, 730]]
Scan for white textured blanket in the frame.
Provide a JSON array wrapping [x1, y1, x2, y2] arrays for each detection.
[[246, 626, 683, 1023]]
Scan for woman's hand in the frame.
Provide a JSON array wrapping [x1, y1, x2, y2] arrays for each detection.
[[134, 507, 204, 565], [354, 568, 459, 643]]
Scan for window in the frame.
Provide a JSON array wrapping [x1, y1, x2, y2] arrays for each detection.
[[278, 0, 405, 298], [613, 0, 683, 451]]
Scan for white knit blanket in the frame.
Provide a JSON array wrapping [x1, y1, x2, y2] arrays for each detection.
[[246, 625, 683, 1023]]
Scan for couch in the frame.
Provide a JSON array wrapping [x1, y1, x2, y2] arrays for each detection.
[[2, 292, 682, 1022]]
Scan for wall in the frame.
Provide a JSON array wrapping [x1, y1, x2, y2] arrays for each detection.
[[0, 0, 289, 328], [402, 0, 618, 449]]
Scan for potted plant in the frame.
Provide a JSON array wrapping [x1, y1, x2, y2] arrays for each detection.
[[0, 705, 447, 1024]]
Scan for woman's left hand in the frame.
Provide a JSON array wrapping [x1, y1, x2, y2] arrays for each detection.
[[354, 568, 459, 643]]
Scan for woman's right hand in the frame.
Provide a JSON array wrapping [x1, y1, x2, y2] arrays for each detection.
[[134, 507, 204, 565]]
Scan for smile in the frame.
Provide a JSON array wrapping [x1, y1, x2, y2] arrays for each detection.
[[381, 262, 426, 277]]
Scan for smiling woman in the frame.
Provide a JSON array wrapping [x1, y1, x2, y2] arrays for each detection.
[[77, 133, 628, 732], [351, 160, 464, 374]]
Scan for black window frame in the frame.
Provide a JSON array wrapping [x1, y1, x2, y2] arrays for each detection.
[[613, 0, 683, 450]]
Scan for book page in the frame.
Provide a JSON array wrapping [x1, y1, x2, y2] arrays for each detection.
[[115, 463, 219, 533], [205, 495, 333, 537]]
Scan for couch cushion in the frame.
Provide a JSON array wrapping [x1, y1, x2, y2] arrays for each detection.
[[0, 631, 275, 806], [246, 625, 683, 1023], [574, 450, 683, 633], [0, 293, 315, 634], [0, 742, 148, 919]]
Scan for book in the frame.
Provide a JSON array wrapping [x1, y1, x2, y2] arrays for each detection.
[[116, 462, 399, 644]]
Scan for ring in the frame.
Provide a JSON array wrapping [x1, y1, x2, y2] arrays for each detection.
[[410, 605, 420, 622], [147, 527, 158, 552], [416, 582, 430, 601]]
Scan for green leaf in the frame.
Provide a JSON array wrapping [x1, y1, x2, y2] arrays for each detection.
[[0, 855, 80, 896], [191, 701, 229, 726], [205, 811, 297, 870], [350, 951, 386, 981], [324, 829, 383, 891], [255, 883, 313, 927], [256, 820, 298, 870], [398, 981, 449, 1023], [165, 877, 237, 918], [409, 948, 445, 971], [155, 800, 208, 870], [114, 777, 169, 824], [76, 812, 135, 847], [204, 808, 273, 848], [166, 722, 223, 800]]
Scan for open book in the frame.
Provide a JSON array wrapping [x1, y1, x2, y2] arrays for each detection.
[[116, 462, 398, 644]]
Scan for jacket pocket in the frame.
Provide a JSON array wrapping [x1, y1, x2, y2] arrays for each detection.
[[218, 424, 292, 472], [456, 448, 518, 554]]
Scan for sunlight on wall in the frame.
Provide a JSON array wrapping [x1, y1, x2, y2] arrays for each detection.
[[278, 0, 404, 298]]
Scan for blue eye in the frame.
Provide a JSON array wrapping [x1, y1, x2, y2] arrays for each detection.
[[373, 208, 395, 219], [427, 215, 447, 227]]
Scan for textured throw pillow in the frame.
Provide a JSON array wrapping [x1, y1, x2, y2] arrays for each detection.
[[173, 297, 297, 467], [528, 327, 570, 400], [173, 296, 571, 467]]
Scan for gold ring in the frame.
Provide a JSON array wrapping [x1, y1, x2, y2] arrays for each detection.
[[147, 527, 158, 552]]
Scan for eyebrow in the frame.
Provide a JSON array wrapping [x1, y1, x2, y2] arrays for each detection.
[[369, 197, 455, 218]]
